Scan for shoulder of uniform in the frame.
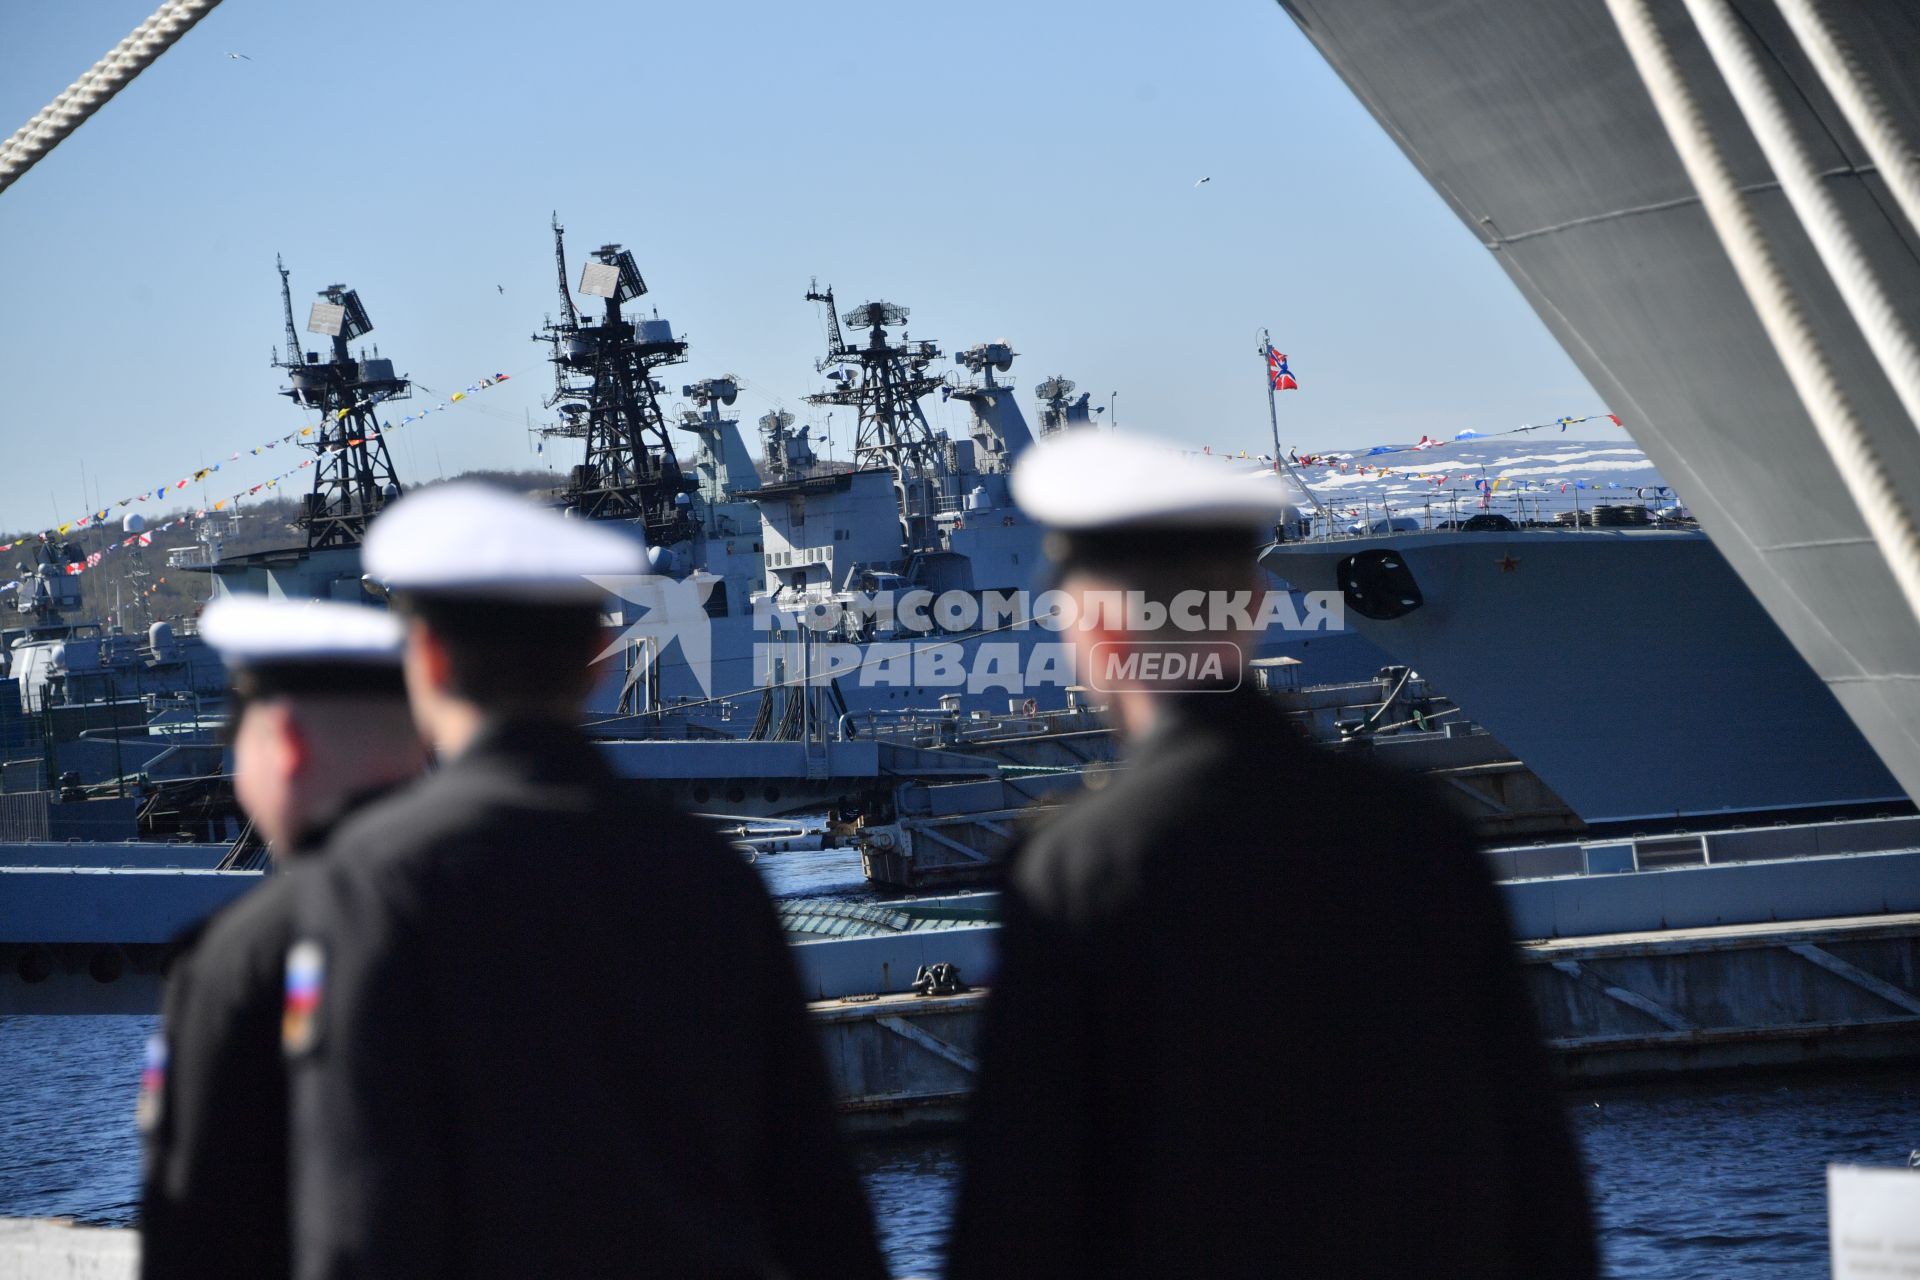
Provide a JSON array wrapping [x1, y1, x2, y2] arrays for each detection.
[[1006, 779, 1159, 923], [165, 874, 296, 1017], [315, 769, 471, 873], [1040, 724, 1235, 850], [190, 873, 296, 968], [1009, 701, 1481, 918], [167, 914, 212, 959]]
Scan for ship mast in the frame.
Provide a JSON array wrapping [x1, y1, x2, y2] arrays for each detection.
[[534, 222, 694, 544], [276, 255, 302, 369], [1260, 330, 1331, 528], [549, 212, 579, 328], [275, 266, 409, 550], [803, 283, 951, 553]]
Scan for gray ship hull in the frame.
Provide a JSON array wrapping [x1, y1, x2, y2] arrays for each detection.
[[1278, 0, 1920, 802], [1265, 528, 1903, 823]]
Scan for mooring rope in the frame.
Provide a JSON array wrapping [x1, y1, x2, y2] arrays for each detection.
[[0, 0, 224, 197]]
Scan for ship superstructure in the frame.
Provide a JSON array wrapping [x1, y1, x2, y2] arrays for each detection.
[[535, 217, 695, 546], [672, 375, 769, 620], [749, 292, 1060, 610], [802, 285, 956, 555], [1033, 376, 1096, 438], [275, 258, 408, 550], [9, 538, 84, 627], [616, 296, 1384, 731], [948, 342, 1035, 473]]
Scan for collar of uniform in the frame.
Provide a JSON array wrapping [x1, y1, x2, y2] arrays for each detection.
[[286, 777, 414, 859], [455, 716, 610, 782], [1130, 683, 1275, 759]]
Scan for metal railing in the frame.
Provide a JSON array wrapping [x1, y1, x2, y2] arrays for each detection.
[[1291, 495, 1697, 544]]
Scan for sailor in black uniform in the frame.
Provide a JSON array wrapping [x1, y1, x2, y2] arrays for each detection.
[[140, 596, 427, 1280], [946, 432, 1597, 1279], [285, 483, 886, 1280]]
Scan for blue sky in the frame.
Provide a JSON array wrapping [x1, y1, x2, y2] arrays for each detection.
[[0, 0, 1617, 529]]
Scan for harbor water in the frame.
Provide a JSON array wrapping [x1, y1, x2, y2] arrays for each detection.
[[3, 848, 1914, 1276], [2, 1015, 1915, 1277]]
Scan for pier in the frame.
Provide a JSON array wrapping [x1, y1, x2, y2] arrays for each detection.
[[1530, 913, 1920, 1078], [7, 817, 1920, 1128], [805, 909, 1920, 1136]]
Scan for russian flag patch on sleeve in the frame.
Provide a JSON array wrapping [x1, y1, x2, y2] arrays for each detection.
[[283, 940, 325, 1057], [135, 1034, 167, 1133]]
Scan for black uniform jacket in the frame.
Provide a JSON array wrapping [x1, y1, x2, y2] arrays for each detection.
[[140, 799, 381, 1280], [286, 719, 886, 1280], [947, 687, 1597, 1280]]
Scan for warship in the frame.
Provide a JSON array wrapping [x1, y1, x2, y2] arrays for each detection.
[[1272, 0, 1920, 810], [1263, 521, 1905, 823], [185, 229, 1389, 729], [2, 532, 226, 816], [480, 221, 1389, 728]]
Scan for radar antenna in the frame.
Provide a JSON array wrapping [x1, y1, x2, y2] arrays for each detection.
[[533, 223, 694, 543], [947, 342, 1031, 474], [953, 341, 1017, 386], [1035, 375, 1093, 437], [275, 269, 409, 549]]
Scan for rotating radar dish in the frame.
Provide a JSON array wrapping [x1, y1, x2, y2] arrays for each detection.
[[843, 300, 909, 330]]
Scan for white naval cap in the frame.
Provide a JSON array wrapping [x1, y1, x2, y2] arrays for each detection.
[[363, 481, 647, 603], [1011, 430, 1303, 532], [201, 594, 404, 669]]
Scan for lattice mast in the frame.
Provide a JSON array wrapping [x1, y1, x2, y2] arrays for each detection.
[[802, 282, 951, 553], [276, 256, 302, 368], [549, 211, 579, 328], [534, 221, 693, 544], [274, 264, 409, 550]]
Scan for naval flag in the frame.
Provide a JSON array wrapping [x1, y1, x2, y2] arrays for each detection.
[[1267, 347, 1299, 391]]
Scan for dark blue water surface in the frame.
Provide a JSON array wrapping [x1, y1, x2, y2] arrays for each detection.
[[2, 1015, 1915, 1278]]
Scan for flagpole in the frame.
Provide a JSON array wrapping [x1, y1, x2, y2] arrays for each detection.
[[1262, 329, 1332, 532]]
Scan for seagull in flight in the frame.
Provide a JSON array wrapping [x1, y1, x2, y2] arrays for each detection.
[[1193, 176, 1211, 187], [496, 284, 505, 294], [226, 51, 251, 60]]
